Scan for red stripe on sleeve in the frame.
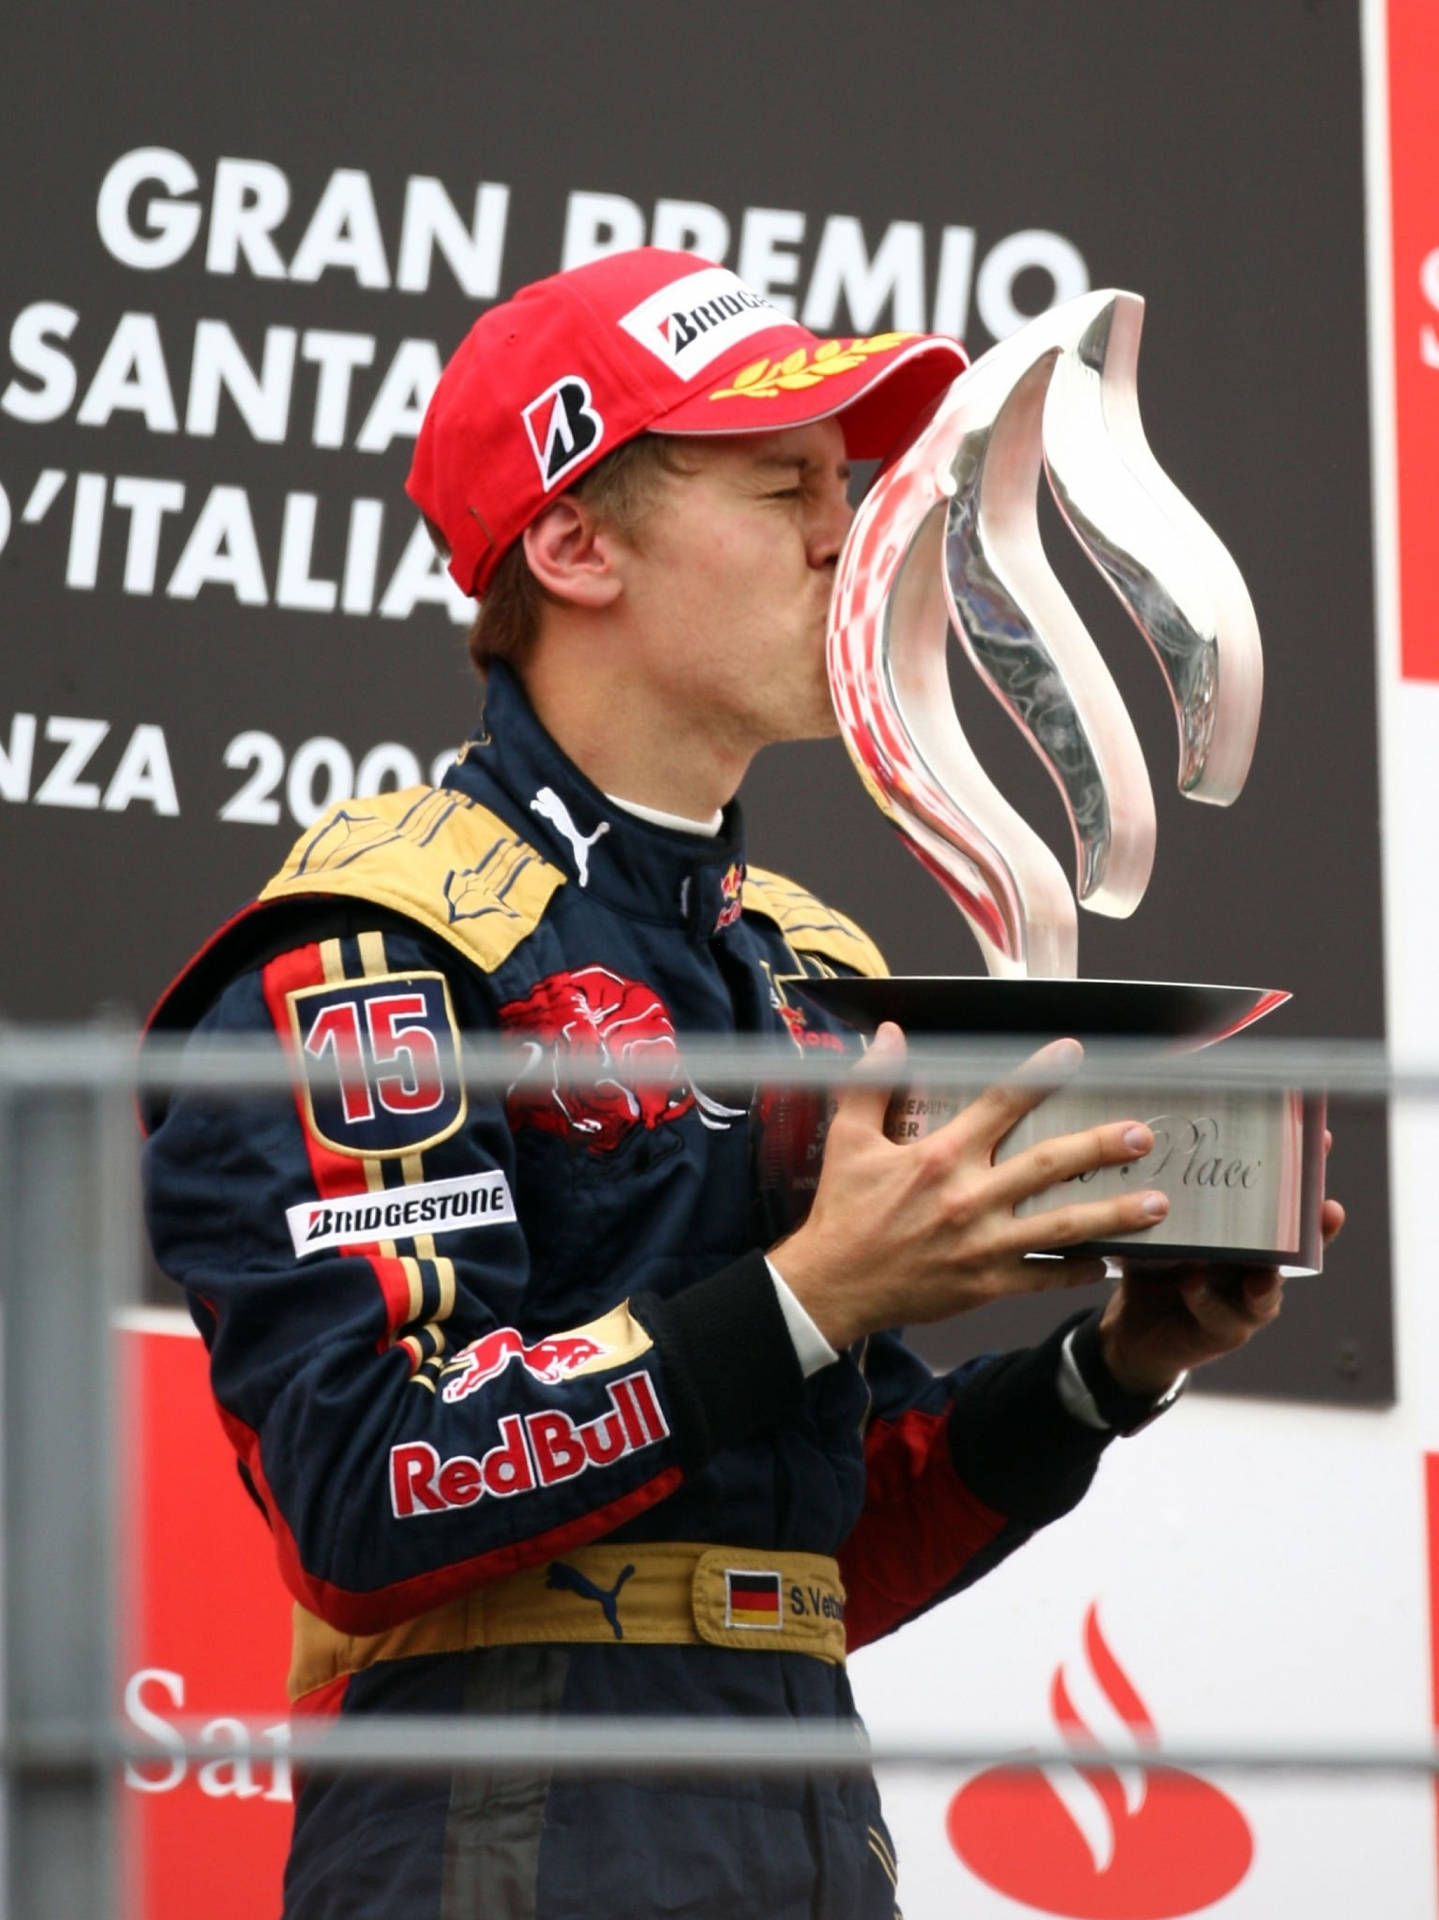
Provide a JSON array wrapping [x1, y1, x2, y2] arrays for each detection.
[[215, 1399, 683, 1636], [259, 944, 414, 1335], [839, 1407, 1007, 1654], [364, 1257, 421, 1338], [261, 944, 371, 1206]]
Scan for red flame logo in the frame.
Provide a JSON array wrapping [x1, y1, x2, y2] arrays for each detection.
[[946, 1604, 1253, 1918]]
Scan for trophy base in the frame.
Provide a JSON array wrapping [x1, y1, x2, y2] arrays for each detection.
[[789, 976, 1326, 1275]]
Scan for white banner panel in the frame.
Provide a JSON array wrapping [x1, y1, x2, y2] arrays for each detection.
[[853, 1401, 1434, 1916]]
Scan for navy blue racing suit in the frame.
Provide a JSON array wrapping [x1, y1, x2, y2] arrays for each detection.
[[143, 662, 1120, 1919]]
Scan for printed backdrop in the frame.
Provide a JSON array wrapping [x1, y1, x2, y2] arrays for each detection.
[[11, 2, 1439, 1913], [0, 0, 1391, 1404]]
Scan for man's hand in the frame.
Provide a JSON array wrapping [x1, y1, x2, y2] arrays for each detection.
[[1098, 1140, 1346, 1396], [771, 1021, 1171, 1351]]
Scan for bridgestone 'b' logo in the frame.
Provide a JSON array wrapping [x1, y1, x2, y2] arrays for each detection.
[[522, 376, 604, 489]]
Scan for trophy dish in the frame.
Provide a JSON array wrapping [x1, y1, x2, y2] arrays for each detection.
[[799, 290, 1326, 1272]]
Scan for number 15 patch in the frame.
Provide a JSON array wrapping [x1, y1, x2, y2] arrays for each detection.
[[288, 972, 466, 1158]]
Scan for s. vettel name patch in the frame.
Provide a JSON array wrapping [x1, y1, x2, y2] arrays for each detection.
[[287, 1169, 515, 1257]]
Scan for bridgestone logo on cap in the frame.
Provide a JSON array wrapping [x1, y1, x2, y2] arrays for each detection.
[[618, 266, 781, 379], [286, 1169, 515, 1257], [522, 375, 605, 488]]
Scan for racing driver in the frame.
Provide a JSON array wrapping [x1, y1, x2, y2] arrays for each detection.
[[143, 247, 1340, 1919]]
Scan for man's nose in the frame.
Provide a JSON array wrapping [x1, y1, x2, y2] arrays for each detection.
[[810, 493, 854, 569]]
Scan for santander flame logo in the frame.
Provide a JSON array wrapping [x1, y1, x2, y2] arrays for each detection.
[[946, 1605, 1253, 1918]]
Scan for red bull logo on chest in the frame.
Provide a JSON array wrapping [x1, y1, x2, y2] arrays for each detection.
[[714, 861, 745, 933]]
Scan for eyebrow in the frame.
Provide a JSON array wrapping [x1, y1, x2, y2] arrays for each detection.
[[754, 453, 853, 479]]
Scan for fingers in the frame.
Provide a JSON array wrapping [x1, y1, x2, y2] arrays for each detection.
[[968, 1254, 1111, 1304], [993, 1184, 1169, 1258], [1319, 1130, 1343, 1246], [1179, 1267, 1285, 1346], [987, 1118, 1156, 1208], [1243, 1269, 1285, 1317], [832, 1021, 907, 1137], [938, 1037, 1086, 1148], [1025, 1253, 1112, 1292]]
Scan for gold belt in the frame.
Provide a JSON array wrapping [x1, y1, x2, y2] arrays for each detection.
[[290, 1542, 847, 1703]]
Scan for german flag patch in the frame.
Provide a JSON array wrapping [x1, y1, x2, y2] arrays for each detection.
[[725, 1569, 782, 1631]]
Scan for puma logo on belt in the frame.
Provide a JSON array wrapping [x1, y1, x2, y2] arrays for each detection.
[[545, 1560, 636, 1640]]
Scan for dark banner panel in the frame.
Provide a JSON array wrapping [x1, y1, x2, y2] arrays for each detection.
[[2, 1, 1386, 1400]]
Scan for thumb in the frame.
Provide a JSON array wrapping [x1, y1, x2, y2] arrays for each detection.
[[833, 1021, 907, 1138]]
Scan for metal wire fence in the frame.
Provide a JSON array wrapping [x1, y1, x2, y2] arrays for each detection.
[[1, 1025, 1434, 1918]]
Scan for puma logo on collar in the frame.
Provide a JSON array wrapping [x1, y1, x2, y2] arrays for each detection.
[[531, 786, 610, 887]]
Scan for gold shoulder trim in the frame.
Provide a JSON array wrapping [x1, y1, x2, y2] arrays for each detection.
[[260, 787, 563, 974], [741, 866, 887, 978]]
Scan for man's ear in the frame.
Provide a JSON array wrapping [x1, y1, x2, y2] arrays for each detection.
[[522, 498, 624, 609]]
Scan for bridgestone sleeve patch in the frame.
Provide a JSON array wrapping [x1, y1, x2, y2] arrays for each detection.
[[286, 1169, 515, 1257]]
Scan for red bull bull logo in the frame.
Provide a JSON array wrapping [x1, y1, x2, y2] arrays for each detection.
[[498, 966, 697, 1153], [441, 1326, 610, 1403], [714, 861, 745, 933]]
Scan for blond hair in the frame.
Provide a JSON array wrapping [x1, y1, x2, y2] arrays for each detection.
[[467, 434, 689, 675]]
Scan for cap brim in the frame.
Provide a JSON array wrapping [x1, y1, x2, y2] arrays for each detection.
[[650, 332, 967, 461]]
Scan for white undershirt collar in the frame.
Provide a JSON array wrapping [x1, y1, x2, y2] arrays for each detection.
[[603, 792, 724, 839]]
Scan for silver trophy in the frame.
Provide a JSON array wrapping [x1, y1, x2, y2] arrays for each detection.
[[803, 291, 1325, 1270]]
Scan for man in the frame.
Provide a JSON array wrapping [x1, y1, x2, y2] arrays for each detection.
[[143, 248, 1339, 1919]]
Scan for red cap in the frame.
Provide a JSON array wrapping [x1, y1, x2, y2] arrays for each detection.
[[407, 247, 968, 599]]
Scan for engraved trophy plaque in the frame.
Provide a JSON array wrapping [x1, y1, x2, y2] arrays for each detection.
[[803, 290, 1326, 1270]]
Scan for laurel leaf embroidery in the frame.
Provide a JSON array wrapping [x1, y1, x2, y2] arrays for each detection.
[[728, 358, 776, 391], [708, 332, 917, 401]]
